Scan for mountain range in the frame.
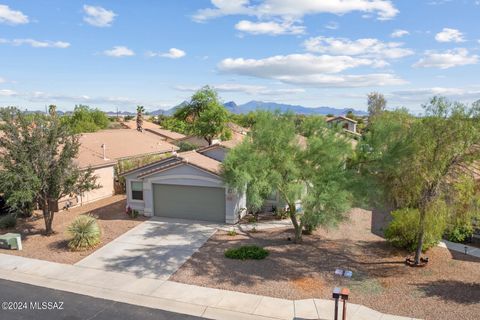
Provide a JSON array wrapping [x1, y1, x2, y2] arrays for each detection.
[[146, 100, 367, 116]]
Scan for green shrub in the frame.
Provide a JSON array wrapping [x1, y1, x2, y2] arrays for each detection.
[[446, 223, 473, 243], [224, 245, 269, 260], [227, 229, 237, 236], [0, 215, 17, 229], [177, 141, 197, 152], [67, 215, 101, 251], [385, 207, 446, 252]]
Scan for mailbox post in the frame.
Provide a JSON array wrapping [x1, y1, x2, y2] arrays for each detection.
[[332, 287, 350, 320]]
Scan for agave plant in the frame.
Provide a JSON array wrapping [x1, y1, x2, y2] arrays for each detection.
[[67, 215, 101, 251]]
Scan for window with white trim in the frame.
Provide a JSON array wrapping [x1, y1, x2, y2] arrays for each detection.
[[131, 181, 143, 200]]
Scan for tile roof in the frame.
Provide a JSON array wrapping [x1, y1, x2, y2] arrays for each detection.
[[122, 120, 160, 130], [137, 150, 222, 178], [326, 116, 358, 124], [145, 127, 186, 140], [76, 129, 178, 169]]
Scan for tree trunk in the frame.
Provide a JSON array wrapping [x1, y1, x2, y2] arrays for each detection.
[[43, 199, 55, 235], [414, 208, 427, 265], [288, 204, 302, 243]]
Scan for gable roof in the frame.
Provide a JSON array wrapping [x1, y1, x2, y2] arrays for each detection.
[[76, 129, 178, 169], [326, 116, 358, 124], [123, 150, 223, 179]]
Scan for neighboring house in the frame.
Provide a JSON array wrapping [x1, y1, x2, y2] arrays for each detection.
[[122, 150, 246, 223], [59, 129, 178, 209], [326, 116, 360, 136], [145, 127, 186, 143]]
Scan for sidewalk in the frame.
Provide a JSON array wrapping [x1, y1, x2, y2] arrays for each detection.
[[0, 253, 418, 320], [439, 240, 480, 258]]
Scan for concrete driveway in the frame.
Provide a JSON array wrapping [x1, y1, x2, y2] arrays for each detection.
[[75, 217, 218, 280]]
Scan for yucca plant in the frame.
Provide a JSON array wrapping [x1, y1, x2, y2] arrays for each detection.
[[67, 215, 101, 251]]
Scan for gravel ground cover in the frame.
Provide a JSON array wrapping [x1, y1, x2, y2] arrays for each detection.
[[171, 208, 480, 320], [0, 195, 146, 264]]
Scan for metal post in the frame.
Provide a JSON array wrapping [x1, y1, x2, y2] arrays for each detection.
[[342, 298, 347, 320], [334, 297, 339, 320]]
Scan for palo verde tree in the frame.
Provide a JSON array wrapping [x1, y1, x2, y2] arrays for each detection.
[[175, 86, 231, 145], [357, 97, 480, 265], [0, 107, 98, 234], [222, 111, 352, 243]]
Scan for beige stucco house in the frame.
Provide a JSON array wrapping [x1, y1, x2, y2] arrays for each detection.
[[59, 129, 178, 209]]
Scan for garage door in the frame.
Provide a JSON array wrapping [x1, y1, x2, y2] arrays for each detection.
[[153, 184, 226, 222]]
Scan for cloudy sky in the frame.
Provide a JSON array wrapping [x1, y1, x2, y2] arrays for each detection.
[[0, 0, 479, 113]]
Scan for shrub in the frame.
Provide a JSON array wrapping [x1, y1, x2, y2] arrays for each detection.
[[67, 215, 101, 251], [227, 229, 237, 236], [224, 245, 269, 260], [0, 214, 17, 229], [125, 206, 139, 219], [446, 223, 473, 243], [385, 207, 446, 252], [177, 141, 197, 152]]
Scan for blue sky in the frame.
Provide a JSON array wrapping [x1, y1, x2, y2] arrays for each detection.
[[1, 0, 480, 113]]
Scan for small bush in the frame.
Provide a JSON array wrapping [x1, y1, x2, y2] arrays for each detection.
[[224, 245, 269, 260], [227, 229, 237, 236], [275, 209, 289, 220], [446, 224, 473, 243], [385, 207, 446, 252], [125, 206, 139, 219], [67, 215, 101, 251], [177, 141, 197, 152], [0, 215, 17, 229]]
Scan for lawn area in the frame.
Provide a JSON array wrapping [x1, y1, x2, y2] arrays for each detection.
[[171, 208, 480, 320], [0, 195, 146, 264]]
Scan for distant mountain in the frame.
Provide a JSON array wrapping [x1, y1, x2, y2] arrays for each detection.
[[132, 100, 367, 117], [226, 100, 367, 116]]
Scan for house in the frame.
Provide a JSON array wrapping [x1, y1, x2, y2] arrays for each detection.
[[122, 150, 246, 223], [59, 129, 178, 209], [326, 116, 360, 136]]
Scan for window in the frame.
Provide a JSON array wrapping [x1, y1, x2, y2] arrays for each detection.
[[131, 181, 143, 200]]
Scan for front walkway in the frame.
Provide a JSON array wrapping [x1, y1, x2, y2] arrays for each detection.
[[439, 240, 480, 258], [0, 253, 419, 320], [75, 217, 218, 280]]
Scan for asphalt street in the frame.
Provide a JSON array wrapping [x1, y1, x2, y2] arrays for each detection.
[[0, 279, 204, 320]]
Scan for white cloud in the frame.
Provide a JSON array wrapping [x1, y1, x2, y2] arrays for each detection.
[[176, 84, 305, 95], [414, 48, 478, 69], [0, 77, 5, 83], [83, 5, 116, 27], [303, 36, 414, 59], [325, 21, 339, 30], [194, 0, 399, 22], [435, 28, 465, 43], [235, 20, 305, 35], [103, 46, 135, 57], [0, 89, 17, 96], [391, 87, 480, 102], [0, 4, 29, 25], [218, 53, 406, 87], [147, 48, 186, 59], [390, 29, 409, 38], [0, 38, 70, 48]]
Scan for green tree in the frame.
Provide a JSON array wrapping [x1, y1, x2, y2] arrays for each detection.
[[175, 86, 231, 145], [367, 92, 387, 118], [62, 105, 109, 133], [357, 97, 480, 265], [222, 111, 352, 243], [0, 107, 99, 234]]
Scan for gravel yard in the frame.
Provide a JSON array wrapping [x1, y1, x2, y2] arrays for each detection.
[[0, 195, 146, 264], [171, 208, 480, 320]]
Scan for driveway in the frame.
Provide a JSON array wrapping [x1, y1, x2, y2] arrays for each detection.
[[75, 217, 218, 280]]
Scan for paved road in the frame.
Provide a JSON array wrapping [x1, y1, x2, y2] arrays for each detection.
[[0, 279, 204, 320]]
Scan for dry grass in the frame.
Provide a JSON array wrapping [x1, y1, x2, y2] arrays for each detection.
[[171, 208, 480, 320], [0, 195, 146, 264]]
